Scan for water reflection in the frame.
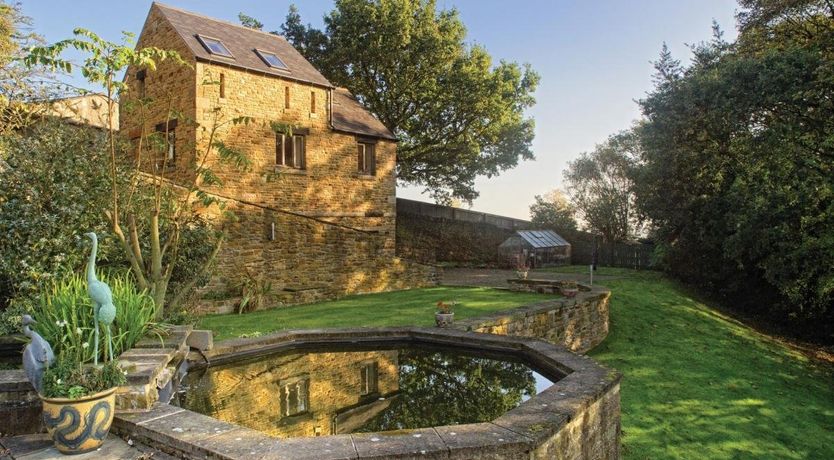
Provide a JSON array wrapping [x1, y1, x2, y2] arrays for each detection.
[[173, 346, 555, 438]]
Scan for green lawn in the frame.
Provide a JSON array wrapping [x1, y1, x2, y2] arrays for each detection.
[[197, 271, 834, 459], [589, 271, 834, 459], [198, 286, 547, 340]]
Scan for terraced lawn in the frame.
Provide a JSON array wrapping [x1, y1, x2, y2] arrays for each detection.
[[198, 286, 548, 340]]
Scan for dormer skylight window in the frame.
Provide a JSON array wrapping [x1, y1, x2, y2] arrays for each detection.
[[255, 49, 289, 70], [196, 35, 233, 58]]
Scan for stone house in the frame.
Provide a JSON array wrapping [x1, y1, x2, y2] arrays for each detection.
[[121, 3, 435, 312]]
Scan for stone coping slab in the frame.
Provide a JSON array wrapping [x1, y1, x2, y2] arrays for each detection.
[[113, 327, 620, 459]]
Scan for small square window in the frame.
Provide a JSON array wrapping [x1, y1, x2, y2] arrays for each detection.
[[255, 49, 289, 70], [196, 35, 234, 58]]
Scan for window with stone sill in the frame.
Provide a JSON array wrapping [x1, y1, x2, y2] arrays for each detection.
[[276, 132, 306, 169], [358, 141, 376, 176], [279, 376, 309, 417]]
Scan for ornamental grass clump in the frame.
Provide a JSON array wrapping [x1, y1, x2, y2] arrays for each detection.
[[34, 271, 160, 364]]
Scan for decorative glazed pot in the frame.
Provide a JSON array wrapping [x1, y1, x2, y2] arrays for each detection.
[[41, 387, 116, 455], [435, 312, 454, 327]]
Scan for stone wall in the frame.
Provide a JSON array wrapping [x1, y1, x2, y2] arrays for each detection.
[[453, 289, 610, 353], [197, 196, 438, 314], [0, 369, 40, 436], [531, 383, 621, 459], [396, 212, 517, 266]]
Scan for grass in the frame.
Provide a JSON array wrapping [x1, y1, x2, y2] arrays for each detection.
[[198, 286, 548, 341], [197, 269, 834, 458], [588, 271, 834, 459]]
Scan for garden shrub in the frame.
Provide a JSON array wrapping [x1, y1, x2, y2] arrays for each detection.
[[0, 121, 122, 306]]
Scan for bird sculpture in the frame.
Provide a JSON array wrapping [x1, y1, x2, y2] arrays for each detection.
[[21, 315, 55, 394], [84, 232, 116, 365]]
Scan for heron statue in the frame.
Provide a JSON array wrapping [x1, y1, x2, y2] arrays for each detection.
[[21, 315, 55, 394], [84, 232, 116, 365]]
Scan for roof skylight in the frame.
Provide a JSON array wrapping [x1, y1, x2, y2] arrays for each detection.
[[255, 49, 289, 70], [196, 35, 234, 58]]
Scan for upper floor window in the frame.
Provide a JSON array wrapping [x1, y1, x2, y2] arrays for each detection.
[[358, 141, 376, 175], [255, 49, 289, 70], [276, 131, 306, 169], [279, 377, 309, 417], [196, 35, 234, 58], [310, 91, 316, 114]]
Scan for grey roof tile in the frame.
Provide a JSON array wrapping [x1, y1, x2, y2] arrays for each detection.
[[332, 88, 397, 140]]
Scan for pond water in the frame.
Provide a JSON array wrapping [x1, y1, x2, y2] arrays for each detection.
[[171, 345, 558, 438]]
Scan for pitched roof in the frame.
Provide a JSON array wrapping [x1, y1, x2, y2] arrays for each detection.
[[332, 88, 397, 141], [516, 230, 570, 248], [153, 2, 332, 88]]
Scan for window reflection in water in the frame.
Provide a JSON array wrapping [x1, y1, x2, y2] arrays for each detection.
[[173, 346, 555, 438]]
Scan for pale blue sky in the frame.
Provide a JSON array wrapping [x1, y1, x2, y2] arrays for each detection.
[[20, 0, 738, 219]]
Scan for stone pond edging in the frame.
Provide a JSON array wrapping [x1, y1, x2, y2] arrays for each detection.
[[112, 327, 622, 460], [453, 288, 611, 353], [1, 288, 617, 457]]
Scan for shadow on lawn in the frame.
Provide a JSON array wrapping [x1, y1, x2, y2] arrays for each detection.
[[590, 276, 834, 460]]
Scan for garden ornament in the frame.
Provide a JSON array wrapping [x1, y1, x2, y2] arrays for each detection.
[[21, 314, 55, 394], [84, 232, 116, 365]]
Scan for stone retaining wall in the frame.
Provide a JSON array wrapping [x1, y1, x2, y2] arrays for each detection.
[[453, 289, 611, 353]]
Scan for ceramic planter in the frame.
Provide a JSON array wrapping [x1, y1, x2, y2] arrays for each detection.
[[435, 312, 454, 327], [41, 387, 116, 455]]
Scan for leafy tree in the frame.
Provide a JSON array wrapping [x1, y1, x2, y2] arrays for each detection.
[[563, 131, 640, 242], [237, 13, 263, 31], [242, 1, 539, 202], [529, 190, 577, 233], [633, 1, 834, 340], [26, 30, 251, 317], [0, 1, 56, 136]]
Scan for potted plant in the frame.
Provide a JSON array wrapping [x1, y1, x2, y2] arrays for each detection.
[[560, 280, 579, 298], [40, 356, 126, 454], [435, 301, 456, 327]]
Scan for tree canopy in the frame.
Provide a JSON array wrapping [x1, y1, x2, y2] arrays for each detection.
[[562, 131, 640, 242], [529, 190, 577, 234], [242, 0, 539, 202], [632, 0, 834, 341]]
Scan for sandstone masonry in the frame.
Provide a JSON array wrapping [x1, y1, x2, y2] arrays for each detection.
[[120, 4, 436, 312]]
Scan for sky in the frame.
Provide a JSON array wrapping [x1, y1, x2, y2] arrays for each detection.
[[19, 0, 738, 219]]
